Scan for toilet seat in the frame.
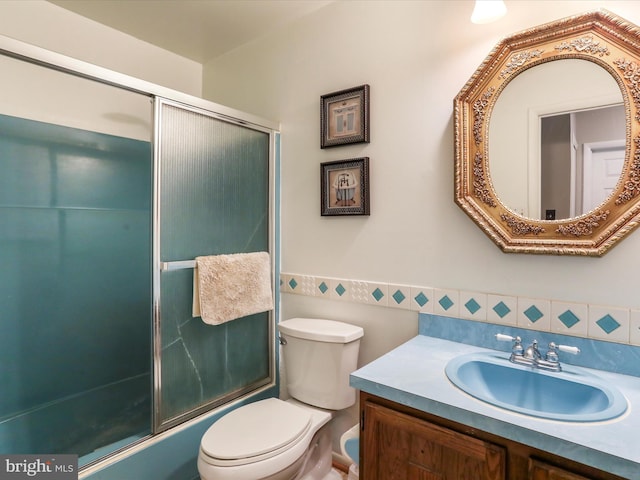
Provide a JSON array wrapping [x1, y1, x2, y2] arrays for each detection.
[[200, 398, 312, 467]]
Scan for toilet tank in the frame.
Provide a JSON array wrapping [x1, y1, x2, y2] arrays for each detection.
[[278, 318, 364, 410]]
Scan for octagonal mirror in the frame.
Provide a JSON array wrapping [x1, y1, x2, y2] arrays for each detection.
[[454, 10, 640, 256]]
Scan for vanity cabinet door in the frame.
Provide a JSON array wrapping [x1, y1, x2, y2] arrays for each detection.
[[530, 459, 594, 480], [362, 401, 506, 480]]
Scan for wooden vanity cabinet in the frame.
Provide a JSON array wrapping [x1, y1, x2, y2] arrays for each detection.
[[360, 392, 626, 480], [362, 398, 505, 479]]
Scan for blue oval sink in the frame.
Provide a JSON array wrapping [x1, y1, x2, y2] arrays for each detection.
[[445, 352, 628, 422]]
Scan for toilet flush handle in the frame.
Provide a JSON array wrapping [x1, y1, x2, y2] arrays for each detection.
[[279, 336, 287, 345]]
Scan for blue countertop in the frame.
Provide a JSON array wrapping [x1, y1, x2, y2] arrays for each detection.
[[350, 334, 640, 479]]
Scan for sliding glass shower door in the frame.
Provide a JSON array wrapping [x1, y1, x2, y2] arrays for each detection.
[[0, 40, 277, 470], [154, 99, 273, 431], [0, 54, 153, 465]]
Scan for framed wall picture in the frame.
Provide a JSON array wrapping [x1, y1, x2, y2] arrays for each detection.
[[321, 157, 370, 216], [320, 84, 370, 148]]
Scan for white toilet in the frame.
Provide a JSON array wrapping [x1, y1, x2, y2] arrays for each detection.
[[197, 317, 364, 480]]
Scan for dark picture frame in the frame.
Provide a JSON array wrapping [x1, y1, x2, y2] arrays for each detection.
[[321, 157, 370, 216], [320, 84, 370, 148]]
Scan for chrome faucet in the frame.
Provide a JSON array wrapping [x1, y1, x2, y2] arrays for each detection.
[[523, 339, 542, 362], [495, 334, 580, 372]]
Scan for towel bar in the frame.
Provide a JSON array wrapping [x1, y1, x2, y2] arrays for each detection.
[[160, 260, 196, 271]]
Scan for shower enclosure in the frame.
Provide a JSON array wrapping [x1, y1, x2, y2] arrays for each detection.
[[0, 36, 278, 470]]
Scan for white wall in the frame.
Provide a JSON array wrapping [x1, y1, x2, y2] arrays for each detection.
[[0, 0, 202, 96], [0, 1, 204, 142], [202, 0, 640, 367], [0, 54, 153, 141]]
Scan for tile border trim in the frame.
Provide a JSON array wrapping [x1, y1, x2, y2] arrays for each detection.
[[280, 272, 640, 346]]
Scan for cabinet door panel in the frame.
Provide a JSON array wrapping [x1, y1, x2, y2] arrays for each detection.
[[530, 459, 594, 480], [363, 401, 505, 480]]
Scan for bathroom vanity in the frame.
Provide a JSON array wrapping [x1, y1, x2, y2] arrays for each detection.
[[350, 331, 640, 480], [359, 392, 624, 480]]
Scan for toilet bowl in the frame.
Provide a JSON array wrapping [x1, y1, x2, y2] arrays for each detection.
[[197, 318, 364, 480], [198, 398, 333, 480]]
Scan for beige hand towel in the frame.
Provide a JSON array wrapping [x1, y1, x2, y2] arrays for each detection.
[[193, 252, 273, 325]]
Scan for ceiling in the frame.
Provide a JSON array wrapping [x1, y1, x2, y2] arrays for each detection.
[[48, 0, 334, 64]]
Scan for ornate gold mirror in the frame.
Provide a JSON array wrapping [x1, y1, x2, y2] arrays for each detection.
[[454, 10, 640, 256]]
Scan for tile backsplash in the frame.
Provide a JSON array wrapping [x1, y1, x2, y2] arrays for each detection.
[[280, 272, 640, 346], [419, 313, 640, 377]]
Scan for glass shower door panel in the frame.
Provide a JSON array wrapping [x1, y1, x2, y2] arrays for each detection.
[[157, 103, 271, 428], [0, 113, 152, 459]]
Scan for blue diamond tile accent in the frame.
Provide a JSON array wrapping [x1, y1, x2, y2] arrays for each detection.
[[493, 301, 511, 318], [335, 283, 346, 297], [558, 310, 580, 329], [372, 288, 385, 302], [524, 305, 543, 323], [288, 278, 298, 290], [465, 298, 481, 315], [318, 282, 328, 294], [392, 290, 406, 305], [439, 295, 454, 311], [596, 314, 621, 334], [414, 292, 429, 307]]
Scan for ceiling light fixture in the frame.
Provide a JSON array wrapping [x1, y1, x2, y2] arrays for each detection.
[[471, 0, 507, 24]]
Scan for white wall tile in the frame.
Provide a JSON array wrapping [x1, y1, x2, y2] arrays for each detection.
[[388, 284, 412, 309], [459, 291, 487, 321], [551, 301, 588, 336], [517, 297, 551, 331], [330, 278, 350, 301], [280, 273, 291, 293], [588, 305, 629, 343], [286, 273, 310, 294], [350, 280, 370, 304], [434, 288, 459, 317], [410, 286, 434, 313], [315, 277, 332, 299], [487, 294, 517, 325], [368, 282, 388, 307], [294, 275, 316, 296]]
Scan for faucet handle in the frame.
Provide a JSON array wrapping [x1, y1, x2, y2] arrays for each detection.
[[556, 343, 580, 355], [496, 334, 523, 356], [545, 342, 580, 363], [495, 333, 515, 342]]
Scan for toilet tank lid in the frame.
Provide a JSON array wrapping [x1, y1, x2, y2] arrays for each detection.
[[278, 318, 364, 343]]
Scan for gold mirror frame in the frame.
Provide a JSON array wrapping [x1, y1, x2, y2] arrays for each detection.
[[454, 10, 640, 256]]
